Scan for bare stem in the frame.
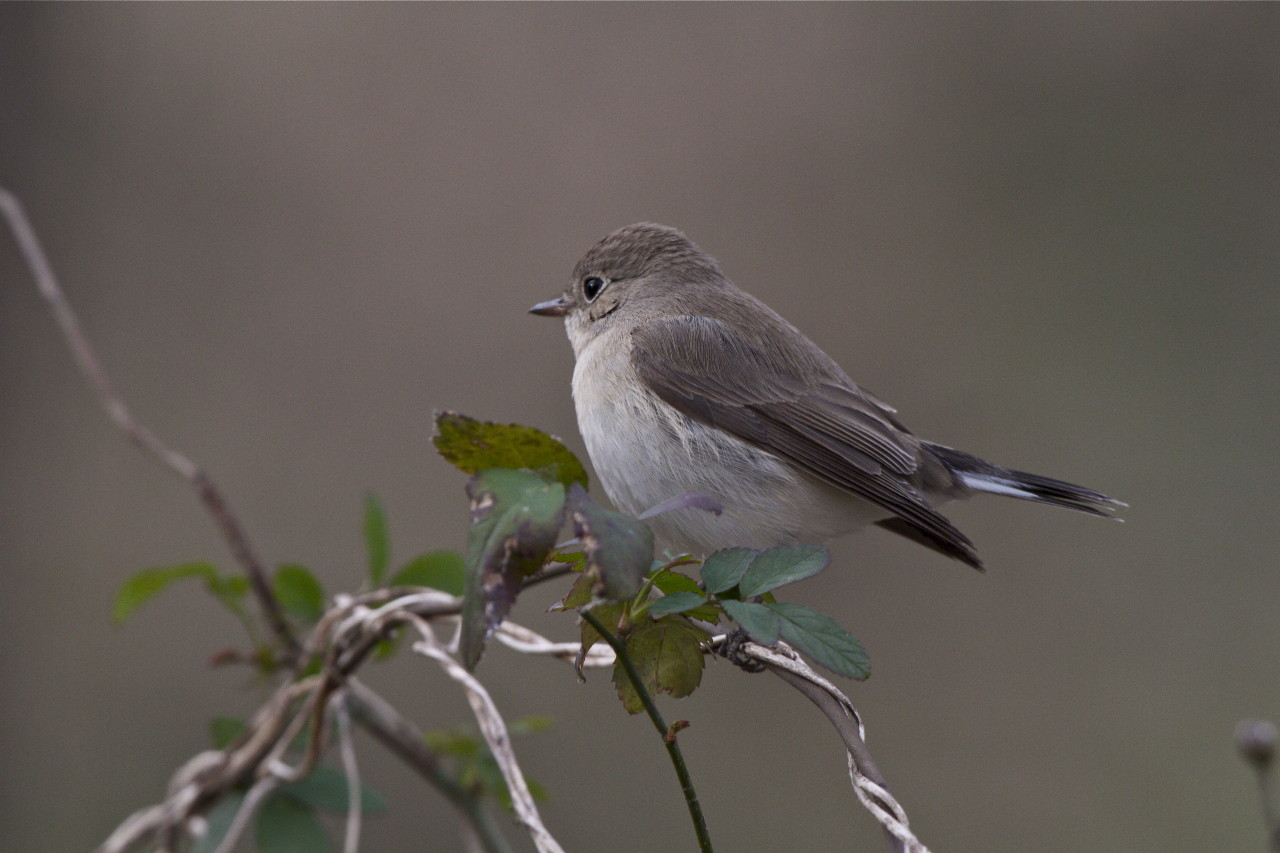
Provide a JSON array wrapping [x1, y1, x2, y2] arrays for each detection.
[[721, 637, 929, 853], [347, 679, 515, 853], [0, 188, 297, 655], [580, 608, 713, 853]]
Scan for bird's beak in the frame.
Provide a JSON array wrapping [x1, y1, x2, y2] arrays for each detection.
[[529, 295, 572, 317]]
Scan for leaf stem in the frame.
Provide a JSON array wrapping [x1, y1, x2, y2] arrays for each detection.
[[580, 609, 713, 853]]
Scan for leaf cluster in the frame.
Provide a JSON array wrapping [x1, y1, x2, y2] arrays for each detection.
[[434, 413, 871, 701]]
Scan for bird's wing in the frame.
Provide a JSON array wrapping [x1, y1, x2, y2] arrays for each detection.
[[631, 314, 980, 567]]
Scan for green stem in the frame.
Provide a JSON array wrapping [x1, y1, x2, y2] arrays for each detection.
[[581, 609, 713, 853]]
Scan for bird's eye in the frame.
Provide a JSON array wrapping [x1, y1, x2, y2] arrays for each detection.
[[583, 276, 606, 302]]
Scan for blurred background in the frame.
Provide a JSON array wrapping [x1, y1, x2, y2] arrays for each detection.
[[2, 5, 1278, 852]]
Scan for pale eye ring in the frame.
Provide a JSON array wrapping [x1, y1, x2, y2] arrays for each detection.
[[583, 276, 606, 302]]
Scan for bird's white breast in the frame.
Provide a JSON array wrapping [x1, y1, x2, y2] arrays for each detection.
[[569, 324, 881, 553]]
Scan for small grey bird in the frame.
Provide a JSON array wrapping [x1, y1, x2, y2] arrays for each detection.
[[531, 223, 1120, 569]]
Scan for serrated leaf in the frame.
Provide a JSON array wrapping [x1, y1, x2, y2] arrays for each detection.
[[612, 616, 708, 714], [768, 602, 870, 680], [699, 548, 757, 595], [273, 564, 325, 622], [192, 793, 243, 853], [738, 545, 830, 598], [364, 492, 390, 586], [256, 792, 331, 853], [556, 570, 596, 611], [650, 570, 702, 596], [112, 562, 219, 623], [567, 484, 653, 600], [210, 716, 245, 750], [579, 600, 626, 657], [278, 765, 388, 815], [650, 571, 720, 622], [720, 599, 781, 644], [460, 468, 566, 670], [647, 591, 709, 617], [391, 550, 465, 596], [434, 411, 588, 489]]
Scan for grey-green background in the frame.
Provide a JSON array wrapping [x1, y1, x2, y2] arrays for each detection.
[[3, 5, 1277, 852]]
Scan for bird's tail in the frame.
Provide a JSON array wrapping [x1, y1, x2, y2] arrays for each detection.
[[927, 443, 1125, 518]]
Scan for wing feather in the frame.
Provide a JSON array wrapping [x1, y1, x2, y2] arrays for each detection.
[[631, 315, 980, 567]]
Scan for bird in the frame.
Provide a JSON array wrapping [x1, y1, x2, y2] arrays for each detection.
[[530, 223, 1121, 569]]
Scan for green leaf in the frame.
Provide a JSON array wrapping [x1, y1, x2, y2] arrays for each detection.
[[210, 716, 245, 750], [555, 570, 596, 611], [460, 468, 566, 669], [526, 777, 551, 802], [112, 561, 218, 623], [579, 600, 626, 656], [650, 570, 720, 622], [699, 548, 757, 595], [278, 765, 388, 814], [738, 545, 830, 598], [612, 616, 709, 714], [256, 792, 331, 853], [364, 492, 390, 586], [647, 590, 709, 617], [567, 484, 653, 601], [391, 550, 466, 596], [768, 602, 870, 680], [425, 728, 481, 758], [720, 599, 781, 644], [510, 715, 555, 735], [207, 573, 249, 602], [273, 564, 325, 622], [192, 793, 244, 853], [650, 570, 702, 596], [434, 411, 588, 489]]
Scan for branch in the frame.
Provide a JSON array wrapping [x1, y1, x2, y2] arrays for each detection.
[[346, 678, 514, 853], [96, 590, 573, 853], [714, 636, 930, 853], [581, 609, 713, 853], [0, 188, 297, 655], [409, 614, 566, 853], [333, 694, 362, 853], [211, 777, 279, 853], [494, 620, 615, 666]]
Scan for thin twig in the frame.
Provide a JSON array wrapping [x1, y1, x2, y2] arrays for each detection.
[[409, 615, 566, 853], [347, 678, 515, 853], [580, 608, 714, 853], [717, 636, 929, 853], [333, 694, 362, 853], [0, 188, 297, 655], [211, 776, 279, 853], [494, 621, 615, 666]]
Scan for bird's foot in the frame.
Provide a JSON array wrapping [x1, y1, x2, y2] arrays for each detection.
[[719, 626, 766, 673]]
